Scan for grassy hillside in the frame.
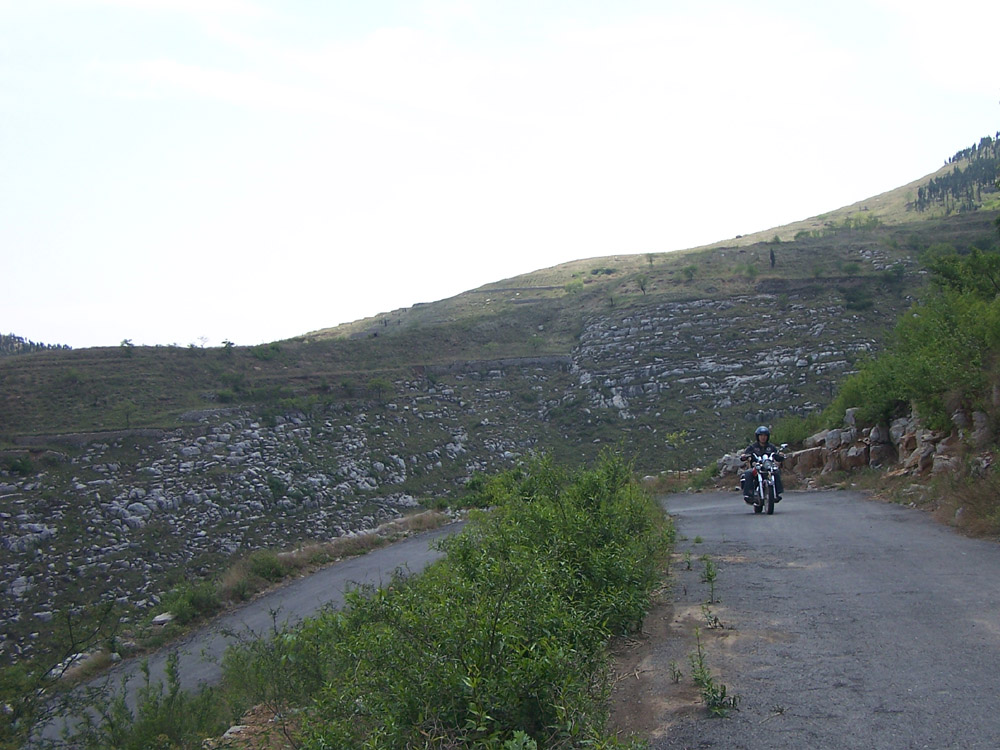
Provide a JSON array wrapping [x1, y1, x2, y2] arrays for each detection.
[[2, 215, 998, 442], [2, 143, 998, 445]]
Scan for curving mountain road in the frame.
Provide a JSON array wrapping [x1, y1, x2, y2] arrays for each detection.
[[41, 523, 461, 741], [640, 490, 1000, 749]]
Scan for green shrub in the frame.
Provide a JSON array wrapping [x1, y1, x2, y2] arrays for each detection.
[[160, 582, 221, 626], [246, 550, 287, 583], [826, 287, 1000, 428], [841, 286, 874, 310], [775, 410, 828, 447], [687, 463, 720, 491], [840, 261, 861, 276], [250, 342, 281, 361], [1, 455, 34, 476], [224, 451, 667, 749], [881, 263, 906, 287], [265, 474, 287, 499]]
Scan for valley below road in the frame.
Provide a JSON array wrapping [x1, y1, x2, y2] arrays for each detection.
[[611, 490, 1000, 749]]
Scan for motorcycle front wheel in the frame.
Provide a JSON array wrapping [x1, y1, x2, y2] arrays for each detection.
[[765, 483, 775, 515]]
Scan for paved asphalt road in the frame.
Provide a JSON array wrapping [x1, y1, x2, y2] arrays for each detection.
[[42, 522, 461, 741], [652, 490, 1000, 750]]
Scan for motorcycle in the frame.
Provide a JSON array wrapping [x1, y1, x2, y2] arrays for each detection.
[[742, 444, 787, 515]]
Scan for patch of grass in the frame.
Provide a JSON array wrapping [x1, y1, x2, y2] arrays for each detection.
[[774, 410, 828, 448], [933, 463, 1000, 536], [246, 550, 286, 583], [160, 581, 222, 626]]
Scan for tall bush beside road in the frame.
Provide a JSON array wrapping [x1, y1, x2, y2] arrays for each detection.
[[230, 451, 670, 749], [17, 452, 668, 749], [826, 245, 1000, 430]]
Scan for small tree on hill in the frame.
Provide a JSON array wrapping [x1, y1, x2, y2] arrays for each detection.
[[368, 376, 393, 402]]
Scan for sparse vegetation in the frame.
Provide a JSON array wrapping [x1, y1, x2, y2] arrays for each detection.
[[689, 629, 739, 717], [700, 554, 718, 604], [26, 454, 668, 748], [669, 660, 683, 683]]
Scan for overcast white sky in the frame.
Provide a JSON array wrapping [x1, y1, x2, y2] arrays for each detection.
[[1, 0, 997, 349]]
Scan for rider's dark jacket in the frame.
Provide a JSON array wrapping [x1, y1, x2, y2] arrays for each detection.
[[740, 441, 785, 462]]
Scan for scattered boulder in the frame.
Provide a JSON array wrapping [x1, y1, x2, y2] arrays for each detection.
[[971, 411, 993, 448], [785, 447, 823, 474], [868, 443, 897, 467], [716, 453, 744, 475], [843, 443, 869, 470]]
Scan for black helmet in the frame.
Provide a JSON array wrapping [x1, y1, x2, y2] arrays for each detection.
[[755, 426, 770, 437]]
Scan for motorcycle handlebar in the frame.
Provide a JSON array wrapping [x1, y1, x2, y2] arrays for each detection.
[[741, 453, 785, 463]]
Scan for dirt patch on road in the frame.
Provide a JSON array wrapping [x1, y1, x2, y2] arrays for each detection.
[[607, 547, 757, 744], [608, 595, 698, 742], [607, 584, 736, 742]]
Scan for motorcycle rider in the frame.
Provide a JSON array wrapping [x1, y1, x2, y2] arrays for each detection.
[[740, 426, 784, 504]]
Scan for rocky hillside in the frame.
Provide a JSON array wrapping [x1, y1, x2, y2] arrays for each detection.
[[2, 189, 998, 667]]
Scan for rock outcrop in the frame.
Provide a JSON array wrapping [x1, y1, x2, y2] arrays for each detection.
[[717, 407, 995, 481]]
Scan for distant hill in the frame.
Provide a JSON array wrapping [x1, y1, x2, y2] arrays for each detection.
[[1, 138, 998, 455]]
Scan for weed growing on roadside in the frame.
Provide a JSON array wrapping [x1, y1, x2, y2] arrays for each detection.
[[701, 604, 724, 629], [669, 661, 683, 684], [160, 582, 222, 626], [700, 555, 718, 604], [69, 653, 228, 750], [689, 629, 739, 717]]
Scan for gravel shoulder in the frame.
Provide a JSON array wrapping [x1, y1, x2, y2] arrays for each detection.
[[609, 489, 1000, 749]]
